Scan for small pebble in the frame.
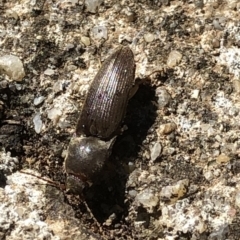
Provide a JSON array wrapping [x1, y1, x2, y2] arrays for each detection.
[[80, 36, 90, 46], [0, 55, 25, 81], [167, 50, 182, 68], [150, 142, 162, 161], [44, 68, 55, 76], [159, 122, 177, 135], [34, 96, 45, 106], [144, 33, 155, 43], [216, 154, 230, 164], [33, 113, 43, 134]]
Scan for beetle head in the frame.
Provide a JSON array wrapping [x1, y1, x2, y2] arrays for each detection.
[[65, 135, 115, 194]]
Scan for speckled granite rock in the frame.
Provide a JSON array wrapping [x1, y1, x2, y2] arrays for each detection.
[[0, 154, 101, 240], [1, 0, 240, 239]]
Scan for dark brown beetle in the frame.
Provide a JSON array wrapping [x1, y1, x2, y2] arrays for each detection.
[[64, 46, 136, 193]]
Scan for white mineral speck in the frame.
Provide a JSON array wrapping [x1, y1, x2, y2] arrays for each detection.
[[33, 113, 43, 134], [0, 55, 25, 81]]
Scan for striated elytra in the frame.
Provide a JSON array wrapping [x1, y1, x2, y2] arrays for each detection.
[[64, 46, 136, 193]]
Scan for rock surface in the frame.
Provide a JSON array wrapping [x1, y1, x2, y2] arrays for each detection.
[[1, 0, 240, 239]]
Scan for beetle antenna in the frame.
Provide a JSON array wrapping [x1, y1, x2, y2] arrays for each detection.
[[20, 170, 66, 191]]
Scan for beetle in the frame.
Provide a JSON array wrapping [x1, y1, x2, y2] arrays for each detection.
[[64, 46, 136, 194]]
